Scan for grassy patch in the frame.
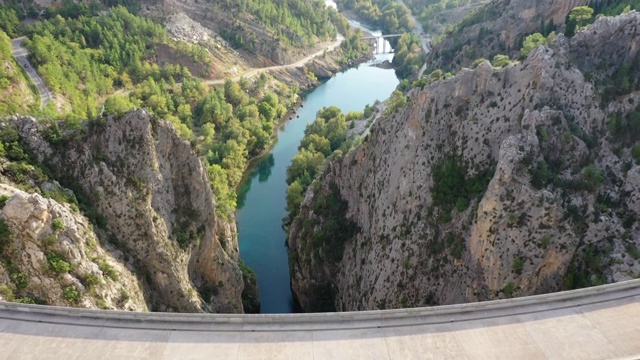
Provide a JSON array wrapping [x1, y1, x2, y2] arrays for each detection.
[[95, 259, 119, 281], [47, 252, 73, 274], [51, 218, 65, 232], [63, 285, 81, 304]]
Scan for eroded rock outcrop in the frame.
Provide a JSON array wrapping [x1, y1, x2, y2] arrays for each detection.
[[0, 184, 147, 310], [289, 13, 640, 312], [11, 110, 249, 312]]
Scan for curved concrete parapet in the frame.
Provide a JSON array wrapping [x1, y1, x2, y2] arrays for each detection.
[[1, 280, 639, 359]]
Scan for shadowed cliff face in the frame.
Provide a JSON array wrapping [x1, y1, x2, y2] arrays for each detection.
[[288, 13, 640, 312], [13, 110, 249, 312]]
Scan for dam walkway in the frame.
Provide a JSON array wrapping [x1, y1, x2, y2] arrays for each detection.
[[0, 280, 639, 359]]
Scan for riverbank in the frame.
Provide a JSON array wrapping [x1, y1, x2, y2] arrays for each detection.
[[237, 33, 374, 187]]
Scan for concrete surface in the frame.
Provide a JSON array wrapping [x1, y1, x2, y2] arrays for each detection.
[[1, 280, 639, 359], [10, 37, 52, 110]]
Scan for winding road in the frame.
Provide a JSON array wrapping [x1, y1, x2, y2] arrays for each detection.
[[17, 33, 344, 102], [205, 34, 345, 86], [10, 37, 52, 110]]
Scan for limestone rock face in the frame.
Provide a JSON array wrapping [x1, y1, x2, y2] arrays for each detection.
[[429, 0, 604, 70], [288, 14, 640, 312], [0, 184, 147, 310], [13, 110, 245, 312]]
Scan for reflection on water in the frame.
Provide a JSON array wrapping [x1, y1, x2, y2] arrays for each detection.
[[237, 153, 275, 208], [258, 153, 275, 183]]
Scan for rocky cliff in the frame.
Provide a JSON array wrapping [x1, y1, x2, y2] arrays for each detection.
[[429, 0, 601, 70], [288, 12, 640, 312], [0, 183, 147, 310], [2, 110, 253, 312]]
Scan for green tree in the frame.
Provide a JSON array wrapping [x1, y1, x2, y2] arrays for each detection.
[[207, 164, 236, 217], [104, 96, 136, 116], [385, 90, 407, 115], [471, 58, 489, 68], [565, 13, 577, 38], [285, 180, 305, 216], [224, 80, 247, 107], [300, 134, 332, 156], [324, 115, 348, 151], [491, 54, 511, 68], [429, 69, 444, 82], [0, 7, 19, 38], [582, 164, 604, 191], [519, 33, 548, 59], [513, 256, 524, 275], [569, 6, 594, 29], [286, 148, 325, 186]]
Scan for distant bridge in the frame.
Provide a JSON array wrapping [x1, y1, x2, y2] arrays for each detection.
[[361, 34, 404, 39], [362, 34, 403, 54]]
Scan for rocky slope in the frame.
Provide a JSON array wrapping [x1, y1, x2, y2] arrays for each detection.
[[3, 110, 255, 312], [0, 183, 147, 310], [140, 0, 335, 67], [288, 12, 640, 312], [429, 0, 601, 70]]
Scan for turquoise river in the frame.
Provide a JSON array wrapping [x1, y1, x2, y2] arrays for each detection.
[[237, 55, 399, 313]]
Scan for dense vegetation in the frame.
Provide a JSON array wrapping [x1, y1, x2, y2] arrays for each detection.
[[284, 106, 362, 223], [340, 0, 414, 34], [220, 0, 342, 50], [22, 6, 210, 119], [392, 33, 425, 78], [0, 1, 374, 220], [339, 29, 371, 64], [0, 6, 19, 37]]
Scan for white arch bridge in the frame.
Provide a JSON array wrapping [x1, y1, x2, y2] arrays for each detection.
[[0, 280, 639, 359]]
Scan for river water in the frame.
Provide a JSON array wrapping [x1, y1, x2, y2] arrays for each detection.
[[236, 44, 399, 314]]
